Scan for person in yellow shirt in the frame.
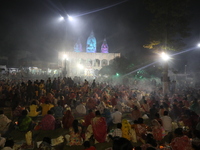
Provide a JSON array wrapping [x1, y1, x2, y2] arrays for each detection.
[[28, 100, 40, 117], [41, 101, 54, 116]]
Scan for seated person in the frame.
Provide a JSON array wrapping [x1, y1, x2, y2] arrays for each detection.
[[83, 109, 95, 127], [28, 100, 40, 117], [62, 110, 74, 130], [192, 130, 200, 150], [141, 134, 157, 150], [41, 100, 54, 116], [91, 111, 107, 143], [68, 120, 83, 146], [109, 123, 122, 140], [76, 102, 86, 116], [41, 110, 55, 130], [17, 110, 34, 132], [0, 110, 11, 135], [170, 128, 192, 150], [39, 137, 55, 150], [2, 139, 14, 150], [50, 101, 63, 119]]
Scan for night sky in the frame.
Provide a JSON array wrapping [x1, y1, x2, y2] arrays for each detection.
[[0, 0, 200, 72]]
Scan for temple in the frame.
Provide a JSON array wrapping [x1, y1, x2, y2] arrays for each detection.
[[86, 31, 96, 53], [74, 38, 82, 52], [58, 31, 120, 77], [101, 38, 109, 53]]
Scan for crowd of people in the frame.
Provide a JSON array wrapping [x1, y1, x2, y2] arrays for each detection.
[[0, 76, 200, 150]]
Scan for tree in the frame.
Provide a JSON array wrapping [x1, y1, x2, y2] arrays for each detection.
[[143, 0, 191, 52], [99, 56, 132, 76]]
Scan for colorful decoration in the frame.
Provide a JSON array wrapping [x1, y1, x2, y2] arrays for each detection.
[[101, 38, 109, 53], [86, 31, 96, 53], [74, 38, 82, 52]]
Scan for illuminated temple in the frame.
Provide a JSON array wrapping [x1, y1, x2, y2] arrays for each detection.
[[58, 31, 120, 76]]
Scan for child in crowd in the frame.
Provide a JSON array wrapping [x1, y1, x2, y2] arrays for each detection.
[[109, 123, 122, 140]]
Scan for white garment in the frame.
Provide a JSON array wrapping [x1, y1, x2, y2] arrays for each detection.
[[97, 102, 106, 114], [76, 104, 86, 114], [161, 115, 172, 132], [111, 111, 122, 124]]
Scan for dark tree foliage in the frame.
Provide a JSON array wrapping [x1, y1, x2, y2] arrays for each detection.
[[143, 0, 191, 52], [99, 56, 131, 75]]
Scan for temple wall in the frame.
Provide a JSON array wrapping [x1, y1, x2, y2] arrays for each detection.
[[58, 52, 120, 76]]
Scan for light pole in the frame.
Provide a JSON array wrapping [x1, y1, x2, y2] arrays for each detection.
[[160, 52, 170, 95], [185, 65, 187, 80], [63, 54, 67, 77]]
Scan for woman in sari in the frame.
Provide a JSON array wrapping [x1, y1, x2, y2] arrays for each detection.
[[83, 109, 95, 127], [122, 119, 131, 140], [68, 120, 83, 146], [41, 110, 55, 130], [133, 118, 147, 143], [131, 106, 142, 121], [151, 119, 163, 141], [91, 110, 107, 143], [170, 128, 192, 150], [18, 110, 33, 132], [62, 110, 74, 130]]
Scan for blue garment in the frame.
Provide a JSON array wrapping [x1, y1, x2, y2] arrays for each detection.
[[102, 109, 112, 126]]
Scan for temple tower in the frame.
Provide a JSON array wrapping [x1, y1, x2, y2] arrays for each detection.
[[74, 38, 82, 52], [101, 38, 109, 53], [86, 31, 96, 53]]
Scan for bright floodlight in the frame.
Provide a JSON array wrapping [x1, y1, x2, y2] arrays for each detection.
[[68, 15, 74, 21], [198, 43, 200, 47], [160, 52, 170, 61], [63, 54, 67, 60], [77, 64, 84, 69], [59, 16, 64, 21]]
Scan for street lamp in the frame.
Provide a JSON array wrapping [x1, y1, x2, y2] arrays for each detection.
[[198, 43, 200, 47], [63, 54, 67, 77], [160, 52, 170, 95], [68, 15, 74, 21], [59, 16, 64, 21]]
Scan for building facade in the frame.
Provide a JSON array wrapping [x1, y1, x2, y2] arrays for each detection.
[[58, 32, 120, 77]]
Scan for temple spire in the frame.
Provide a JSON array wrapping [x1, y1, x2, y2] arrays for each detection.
[[86, 31, 96, 53], [101, 38, 109, 53], [74, 38, 82, 52]]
